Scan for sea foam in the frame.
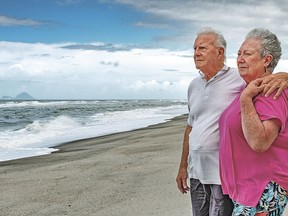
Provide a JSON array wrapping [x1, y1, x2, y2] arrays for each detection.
[[0, 100, 187, 161]]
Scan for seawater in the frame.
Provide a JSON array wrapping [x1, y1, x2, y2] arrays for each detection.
[[0, 99, 187, 162]]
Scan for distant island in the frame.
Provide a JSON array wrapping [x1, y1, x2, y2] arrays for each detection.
[[1, 92, 35, 100]]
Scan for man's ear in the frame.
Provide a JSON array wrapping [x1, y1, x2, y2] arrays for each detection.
[[218, 47, 225, 59]]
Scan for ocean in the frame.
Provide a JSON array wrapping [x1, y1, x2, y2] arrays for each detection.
[[0, 99, 188, 162]]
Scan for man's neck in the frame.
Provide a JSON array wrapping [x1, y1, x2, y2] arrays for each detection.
[[202, 64, 224, 81]]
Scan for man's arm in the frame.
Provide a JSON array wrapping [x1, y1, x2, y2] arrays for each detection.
[[176, 125, 192, 194], [261, 72, 288, 99]]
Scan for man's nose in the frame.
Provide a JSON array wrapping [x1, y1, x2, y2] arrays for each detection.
[[194, 48, 200, 56]]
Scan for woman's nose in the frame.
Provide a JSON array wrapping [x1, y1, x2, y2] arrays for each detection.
[[237, 55, 244, 63]]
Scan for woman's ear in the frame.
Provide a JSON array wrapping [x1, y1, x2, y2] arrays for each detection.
[[264, 54, 273, 67]]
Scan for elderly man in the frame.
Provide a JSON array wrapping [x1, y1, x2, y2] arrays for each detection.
[[176, 27, 288, 216]]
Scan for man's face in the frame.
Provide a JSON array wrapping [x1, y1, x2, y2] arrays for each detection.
[[193, 34, 220, 72]]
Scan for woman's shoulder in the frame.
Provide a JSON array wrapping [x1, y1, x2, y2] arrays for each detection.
[[256, 88, 288, 103]]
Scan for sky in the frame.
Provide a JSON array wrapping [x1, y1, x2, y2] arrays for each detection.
[[0, 0, 288, 100]]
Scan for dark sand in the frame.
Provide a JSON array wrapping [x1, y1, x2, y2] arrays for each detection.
[[0, 115, 191, 216]]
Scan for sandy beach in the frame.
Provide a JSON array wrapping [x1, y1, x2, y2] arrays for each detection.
[[0, 115, 191, 216], [2, 113, 288, 216]]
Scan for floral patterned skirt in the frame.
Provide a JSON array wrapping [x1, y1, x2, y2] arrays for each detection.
[[232, 181, 288, 216]]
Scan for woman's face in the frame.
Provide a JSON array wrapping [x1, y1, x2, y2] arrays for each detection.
[[237, 38, 270, 83]]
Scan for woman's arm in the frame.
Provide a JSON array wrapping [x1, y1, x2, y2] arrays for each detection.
[[240, 79, 280, 152]]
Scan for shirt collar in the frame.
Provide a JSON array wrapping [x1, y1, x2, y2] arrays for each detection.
[[198, 65, 230, 80]]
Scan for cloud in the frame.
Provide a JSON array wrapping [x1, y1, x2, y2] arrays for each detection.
[[56, 0, 86, 5], [0, 41, 194, 99], [60, 43, 133, 52], [0, 15, 44, 27], [132, 21, 170, 29], [100, 61, 119, 67], [1, 40, 287, 99], [162, 69, 178, 72], [102, 0, 288, 58]]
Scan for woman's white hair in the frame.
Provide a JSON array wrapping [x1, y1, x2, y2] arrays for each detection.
[[246, 28, 282, 72]]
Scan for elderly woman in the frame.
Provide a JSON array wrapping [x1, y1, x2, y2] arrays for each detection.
[[219, 28, 288, 215]]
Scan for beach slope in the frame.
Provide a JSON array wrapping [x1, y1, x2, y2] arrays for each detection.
[[0, 115, 191, 216]]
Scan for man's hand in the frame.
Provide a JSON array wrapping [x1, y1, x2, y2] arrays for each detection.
[[176, 168, 190, 194], [261, 72, 288, 99]]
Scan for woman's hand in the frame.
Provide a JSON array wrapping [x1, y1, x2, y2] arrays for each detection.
[[242, 78, 266, 99]]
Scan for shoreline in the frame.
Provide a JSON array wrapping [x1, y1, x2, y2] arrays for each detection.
[[56, 114, 188, 151], [0, 114, 191, 216]]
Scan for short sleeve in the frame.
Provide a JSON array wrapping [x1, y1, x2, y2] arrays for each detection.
[[254, 90, 288, 133]]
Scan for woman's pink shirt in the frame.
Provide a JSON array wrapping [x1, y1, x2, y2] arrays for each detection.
[[219, 89, 288, 207]]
